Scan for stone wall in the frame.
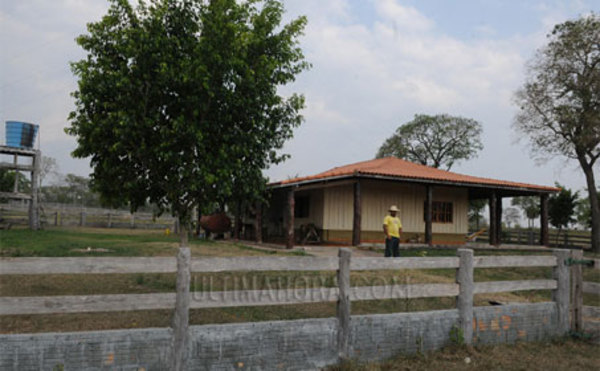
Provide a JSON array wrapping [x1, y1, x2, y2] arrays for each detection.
[[0, 303, 560, 370]]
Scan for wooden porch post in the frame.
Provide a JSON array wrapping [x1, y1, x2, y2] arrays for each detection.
[[287, 189, 295, 249], [425, 185, 433, 245], [540, 194, 549, 246], [495, 196, 502, 246], [352, 181, 361, 246], [255, 201, 262, 243], [489, 191, 497, 246]]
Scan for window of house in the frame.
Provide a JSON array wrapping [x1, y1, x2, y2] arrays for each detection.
[[295, 195, 310, 218], [423, 201, 453, 223]]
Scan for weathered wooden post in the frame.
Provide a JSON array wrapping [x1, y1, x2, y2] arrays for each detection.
[[489, 192, 497, 246], [570, 249, 583, 333], [495, 196, 502, 246], [286, 189, 295, 249], [79, 211, 86, 227], [540, 194, 549, 246], [425, 185, 433, 245], [337, 248, 351, 360], [552, 249, 570, 335], [54, 211, 58, 226], [107, 213, 112, 228], [28, 150, 41, 230], [130, 213, 135, 229], [352, 181, 361, 246], [171, 247, 191, 370], [456, 248, 474, 344]]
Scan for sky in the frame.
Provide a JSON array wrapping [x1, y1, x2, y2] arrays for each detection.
[[1, 0, 598, 196]]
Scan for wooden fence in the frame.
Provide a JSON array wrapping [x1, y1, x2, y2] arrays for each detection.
[[1, 248, 597, 369], [470, 229, 592, 250], [0, 204, 176, 230]]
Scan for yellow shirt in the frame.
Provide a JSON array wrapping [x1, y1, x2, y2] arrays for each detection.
[[383, 215, 402, 238]]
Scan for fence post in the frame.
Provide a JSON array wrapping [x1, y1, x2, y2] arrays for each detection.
[[79, 212, 86, 227], [456, 248, 474, 344], [337, 248, 351, 360], [171, 247, 191, 371], [552, 249, 570, 335], [54, 212, 58, 226], [107, 213, 112, 228], [131, 213, 135, 229], [570, 249, 583, 333]]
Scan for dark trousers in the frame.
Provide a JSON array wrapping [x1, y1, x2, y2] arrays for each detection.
[[385, 237, 400, 257]]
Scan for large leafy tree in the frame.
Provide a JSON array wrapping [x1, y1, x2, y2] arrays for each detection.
[[514, 13, 600, 252], [67, 0, 309, 244], [376, 114, 483, 170]]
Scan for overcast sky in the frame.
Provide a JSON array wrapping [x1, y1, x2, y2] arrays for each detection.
[[1, 0, 598, 193]]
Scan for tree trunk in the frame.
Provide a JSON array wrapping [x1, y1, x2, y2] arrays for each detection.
[[234, 201, 242, 240], [579, 161, 599, 253], [179, 217, 189, 247]]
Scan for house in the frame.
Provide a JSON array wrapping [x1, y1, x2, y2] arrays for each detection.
[[261, 157, 558, 247]]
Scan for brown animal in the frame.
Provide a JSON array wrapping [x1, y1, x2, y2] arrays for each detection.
[[199, 212, 231, 234]]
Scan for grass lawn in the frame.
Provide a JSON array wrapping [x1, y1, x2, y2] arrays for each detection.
[[328, 339, 599, 370], [0, 227, 300, 257], [0, 227, 598, 334]]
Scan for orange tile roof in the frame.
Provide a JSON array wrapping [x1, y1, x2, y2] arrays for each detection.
[[272, 157, 559, 192]]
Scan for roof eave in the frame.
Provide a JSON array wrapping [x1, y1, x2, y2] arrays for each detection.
[[268, 173, 558, 194]]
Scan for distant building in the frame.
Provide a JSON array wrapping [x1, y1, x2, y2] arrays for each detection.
[[263, 157, 558, 247]]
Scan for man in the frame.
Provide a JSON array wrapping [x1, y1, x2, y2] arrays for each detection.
[[383, 205, 402, 257]]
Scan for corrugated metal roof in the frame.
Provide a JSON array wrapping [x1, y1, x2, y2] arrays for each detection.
[[271, 157, 559, 192]]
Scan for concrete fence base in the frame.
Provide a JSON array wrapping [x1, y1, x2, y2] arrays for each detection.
[[0, 303, 560, 370]]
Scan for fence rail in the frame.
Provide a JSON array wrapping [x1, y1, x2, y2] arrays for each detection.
[[0, 255, 563, 276], [1, 247, 596, 370], [470, 229, 592, 249], [0, 204, 176, 230]]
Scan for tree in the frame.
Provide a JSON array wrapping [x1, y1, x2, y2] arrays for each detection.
[[39, 156, 58, 188], [576, 188, 599, 229], [67, 0, 309, 246], [468, 199, 486, 231], [376, 114, 483, 170], [513, 13, 600, 252], [511, 196, 540, 228], [0, 170, 30, 194], [503, 207, 521, 229], [548, 184, 578, 244]]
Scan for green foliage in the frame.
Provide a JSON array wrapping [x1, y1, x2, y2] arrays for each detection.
[[549, 184, 578, 232], [41, 173, 101, 207], [468, 199, 487, 230], [576, 189, 598, 229], [514, 13, 599, 252], [449, 325, 465, 346], [376, 114, 483, 170], [66, 0, 309, 227], [0, 169, 30, 194]]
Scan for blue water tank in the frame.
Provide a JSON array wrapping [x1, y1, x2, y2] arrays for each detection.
[[5, 121, 39, 149]]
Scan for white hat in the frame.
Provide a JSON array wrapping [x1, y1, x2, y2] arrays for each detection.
[[389, 205, 399, 212]]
